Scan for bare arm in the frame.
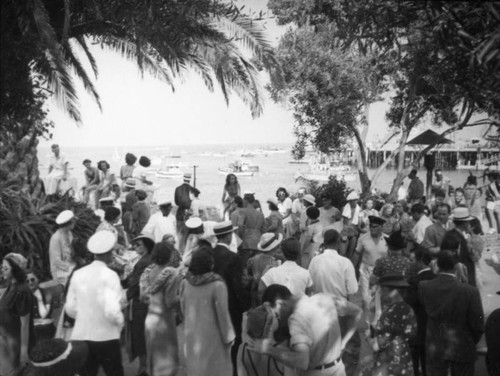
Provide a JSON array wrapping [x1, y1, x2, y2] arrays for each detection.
[[248, 339, 311, 370]]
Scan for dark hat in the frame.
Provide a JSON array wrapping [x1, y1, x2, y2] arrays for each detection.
[[378, 273, 409, 288], [368, 215, 386, 226], [132, 233, 155, 251], [29, 339, 88, 374], [386, 230, 405, 250], [189, 248, 214, 275]]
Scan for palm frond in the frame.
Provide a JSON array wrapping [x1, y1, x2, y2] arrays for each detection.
[[74, 35, 99, 78]]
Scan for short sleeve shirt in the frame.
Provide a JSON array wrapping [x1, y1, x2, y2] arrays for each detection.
[[278, 197, 293, 216], [356, 233, 388, 266], [261, 261, 312, 297], [289, 294, 346, 368]]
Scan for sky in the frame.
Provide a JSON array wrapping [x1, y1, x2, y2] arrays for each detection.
[[39, 0, 490, 149]]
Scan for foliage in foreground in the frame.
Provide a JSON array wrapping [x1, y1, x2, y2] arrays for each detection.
[[0, 179, 100, 279]]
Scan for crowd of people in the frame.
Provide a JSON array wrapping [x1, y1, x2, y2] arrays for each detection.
[[1, 151, 500, 376]]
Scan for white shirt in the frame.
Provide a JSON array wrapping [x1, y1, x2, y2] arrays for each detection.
[[308, 248, 358, 298], [261, 261, 313, 297], [142, 212, 177, 243], [278, 197, 293, 216], [342, 204, 361, 225], [413, 215, 433, 244], [65, 260, 124, 341]]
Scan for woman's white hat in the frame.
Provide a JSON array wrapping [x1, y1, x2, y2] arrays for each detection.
[[257, 233, 283, 252], [55, 210, 75, 225], [87, 231, 116, 254], [303, 194, 316, 205]]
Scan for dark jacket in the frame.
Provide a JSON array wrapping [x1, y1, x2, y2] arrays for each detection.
[[405, 268, 435, 346], [418, 274, 484, 363], [174, 183, 192, 221], [441, 229, 476, 286], [211, 244, 250, 335]]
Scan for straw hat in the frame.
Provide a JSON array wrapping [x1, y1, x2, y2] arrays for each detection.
[[303, 194, 316, 205], [451, 207, 474, 221], [257, 233, 283, 252], [213, 221, 238, 236], [346, 191, 360, 201]]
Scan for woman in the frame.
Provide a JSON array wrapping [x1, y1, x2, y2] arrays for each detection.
[[140, 242, 183, 376], [485, 171, 500, 233], [120, 153, 137, 184], [133, 156, 155, 201], [300, 206, 322, 268], [222, 173, 241, 219], [160, 234, 183, 268], [276, 187, 293, 237], [27, 269, 55, 341], [180, 247, 235, 376], [359, 198, 379, 233], [265, 198, 284, 236], [124, 234, 155, 376], [96, 160, 116, 199], [394, 200, 413, 241], [380, 203, 399, 236], [0, 253, 34, 376], [363, 273, 416, 376]]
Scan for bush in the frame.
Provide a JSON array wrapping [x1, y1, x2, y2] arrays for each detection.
[[0, 179, 100, 279], [309, 175, 350, 210]]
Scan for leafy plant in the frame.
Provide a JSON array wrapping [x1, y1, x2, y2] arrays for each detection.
[[308, 176, 350, 210]]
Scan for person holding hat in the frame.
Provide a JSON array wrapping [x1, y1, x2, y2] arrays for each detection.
[[180, 246, 235, 376], [174, 173, 193, 253], [49, 210, 77, 286], [240, 193, 266, 249], [212, 221, 250, 374], [0, 253, 34, 376], [140, 242, 183, 376], [418, 250, 484, 376], [361, 273, 416, 376], [142, 201, 176, 243], [352, 215, 388, 311], [82, 159, 100, 209], [248, 233, 283, 307], [440, 207, 476, 287], [265, 198, 284, 236], [123, 233, 154, 376], [65, 231, 125, 376]]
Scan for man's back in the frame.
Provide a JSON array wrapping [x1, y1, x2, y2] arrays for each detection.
[[65, 260, 124, 342], [418, 274, 484, 363], [308, 249, 357, 298]]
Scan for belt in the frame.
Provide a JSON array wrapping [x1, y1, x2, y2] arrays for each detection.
[[313, 357, 341, 370]]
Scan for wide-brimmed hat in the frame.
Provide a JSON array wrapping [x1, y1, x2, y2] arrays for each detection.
[[267, 197, 279, 207], [132, 233, 155, 250], [451, 207, 474, 221], [55, 210, 75, 225], [98, 197, 114, 203], [303, 194, 316, 205], [378, 273, 409, 288], [257, 233, 283, 252], [386, 230, 406, 250], [213, 221, 238, 236], [346, 191, 360, 201], [186, 217, 204, 234], [368, 215, 386, 226], [123, 178, 136, 189], [4, 253, 28, 271], [30, 339, 88, 373], [87, 231, 116, 254]]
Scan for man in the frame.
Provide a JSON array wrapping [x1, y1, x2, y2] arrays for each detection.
[[308, 229, 357, 299], [410, 203, 433, 245], [405, 247, 435, 376], [174, 173, 192, 252], [421, 203, 452, 255], [46, 144, 70, 195], [182, 217, 217, 265], [49, 210, 77, 286], [351, 216, 388, 310], [260, 238, 313, 298], [65, 231, 125, 376], [418, 250, 484, 376], [141, 200, 176, 242], [248, 285, 362, 376], [211, 221, 251, 376], [289, 188, 306, 238], [449, 188, 467, 211], [82, 159, 100, 208], [426, 189, 446, 220], [407, 169, 425, 204], [95, 196, 117, 222], [240, 192, 266, 249], [441, 207, 476, 286], [318, 193, 342, 227], [431, 169, 451, 194]]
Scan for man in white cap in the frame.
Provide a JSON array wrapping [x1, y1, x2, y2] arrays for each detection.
[[141, 200, 176, 243], [65, 231, 125, 376], [441, 207, 477, 286], [174, 173, 193, 253], [49, 210, 77, 286], [341, 191, 361, 259]]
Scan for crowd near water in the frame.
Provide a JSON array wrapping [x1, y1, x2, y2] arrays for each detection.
[[1, 144, 500, 376]]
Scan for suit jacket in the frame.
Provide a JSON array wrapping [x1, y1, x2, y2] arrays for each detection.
[[418, 274, 484, 363], [211, 244, 251, 336], [174, 183, 192, 221], [441, 229, 476, 286], [405, 268, 435, 346]]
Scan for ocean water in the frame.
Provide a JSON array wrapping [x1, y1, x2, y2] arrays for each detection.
[[38, 143, 481, 213]]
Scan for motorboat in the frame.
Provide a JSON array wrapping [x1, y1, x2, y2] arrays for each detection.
[[295, 160, 356, 183], [218, 160, 257, 177], [156, 164, 183, 179], [218, 168, 254, 177]]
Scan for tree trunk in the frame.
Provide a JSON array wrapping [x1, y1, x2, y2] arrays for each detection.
[[352, 102, 371, 197], [387, 126, 410, 202]]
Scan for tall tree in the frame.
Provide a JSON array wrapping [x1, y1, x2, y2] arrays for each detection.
[[1, 0, 281, 193], [268, 0, 500, 199]]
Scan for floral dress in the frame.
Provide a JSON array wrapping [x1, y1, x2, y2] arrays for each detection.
[[372, 301, 417, 376]]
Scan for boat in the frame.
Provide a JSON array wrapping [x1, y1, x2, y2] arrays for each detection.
[[156, 164, 184, 179], [288, 159, 310, 164], [457, 155, 500, 170], [241, 151, 256, 158], [218, 168, 254, 177], [294, 161, 356, 183], [217, 160, 257, 177]]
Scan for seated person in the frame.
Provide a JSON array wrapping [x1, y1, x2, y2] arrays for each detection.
[[27, 270, 55, 340]]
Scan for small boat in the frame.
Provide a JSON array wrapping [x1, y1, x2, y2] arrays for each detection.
[[218, 160, 257, 177], [288, 159, 309, 164], [218, 168, 254, 177], [241, 152, 256, 158], [156, 164, 183, 179]]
